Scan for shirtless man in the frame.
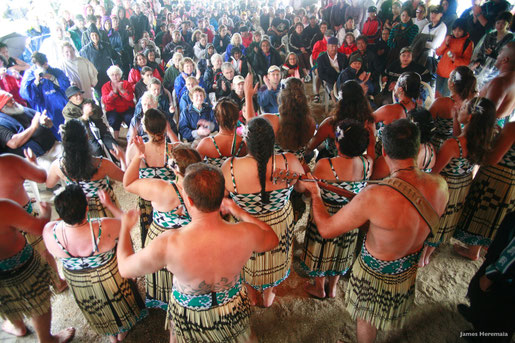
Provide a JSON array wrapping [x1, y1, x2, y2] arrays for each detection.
[[0, 153, 67, 292], [479, 42, 515, 122], [117, 163, 278, 343], [302, 119, 449, 343], [0, 199, 75, 342]]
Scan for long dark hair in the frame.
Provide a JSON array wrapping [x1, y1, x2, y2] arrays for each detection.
[[465, 97, 496, 165], [246, 117, 275, 204], [333, 80, 373, 127], [277, 77, 312, 150], [62, 120, 97, 181], [449, 66, 476, 100]]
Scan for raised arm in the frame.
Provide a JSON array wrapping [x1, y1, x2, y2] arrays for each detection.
[[117, 209, 167, 278], [0, 199, 51, 236]]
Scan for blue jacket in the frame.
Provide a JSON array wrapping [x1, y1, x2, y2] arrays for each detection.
[[257, 87, 280, 113], [225, 44, 246, 61], [179, 103, 218, 142], [20, 67, 70, 140], [0, 108, 55, 156]]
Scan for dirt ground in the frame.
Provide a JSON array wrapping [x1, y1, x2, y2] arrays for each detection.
[[0, 88, 492, 343]]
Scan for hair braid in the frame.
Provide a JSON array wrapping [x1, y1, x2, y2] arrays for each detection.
[[246, 117, 275, 205]]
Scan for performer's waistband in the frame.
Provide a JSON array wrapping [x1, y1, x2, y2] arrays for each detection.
[[0, 243, 33, 272], [361, 240, 420, 275], [172, 278, 243, 310]]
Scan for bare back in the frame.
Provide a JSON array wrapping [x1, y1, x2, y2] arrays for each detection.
[[354, 171, 448, 260], [0, 154, 46, 206], [157, 218, 267, 294], [480, 71, 515, 119]]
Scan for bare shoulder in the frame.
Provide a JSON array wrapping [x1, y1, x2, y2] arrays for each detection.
[[284, 152, 304, 173], [196, 136, 213, 155]]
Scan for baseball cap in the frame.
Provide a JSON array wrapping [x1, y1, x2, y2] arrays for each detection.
[[368, 6, 377, 13], [327, 37, 339, 45], [268, 65, 281, 73], [232, 75, 245, 86], [400, 46, 413, 54]]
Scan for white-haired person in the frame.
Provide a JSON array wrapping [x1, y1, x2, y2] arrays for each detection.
[[101, 65, 135, 139]]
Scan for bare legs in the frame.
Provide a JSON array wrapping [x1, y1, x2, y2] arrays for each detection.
[[356, 318, 377, 343], [31, 309, 75, 343], [262, 287, 276, 308], [304, 276, 340, 299], [454, 244, 482, 261], [419, 245, 435, 267], [39, 249, 67, 293]]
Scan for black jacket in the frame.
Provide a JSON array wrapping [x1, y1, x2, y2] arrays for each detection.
[[317, 52, 348, 86], [250, 48, 283, 77]]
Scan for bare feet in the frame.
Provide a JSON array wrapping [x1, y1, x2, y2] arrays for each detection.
[[54, 280, 68, 294], [117, 331, 128, 341], [453, 244, 480, 261], [51, 327, 75, 343], [262, 287, 276, 307], [304, 281, 326, 299], [2, 320, 27, 337], [326, 276, 339, 298]]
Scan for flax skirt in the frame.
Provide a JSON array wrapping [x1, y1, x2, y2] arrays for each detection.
[[242, 201, 294, 290], [426, 173, 472, 247], [87, 188, 118, 219], [345, 250, 419, 331], [0, 248, 52, 322], [62, 254, 147, 336], [138, 197, 153, 247], [144, 221, 174, 310], [301, 201, 359, 277], [166, 288, 251, 343], [454, 164, 515, 246]]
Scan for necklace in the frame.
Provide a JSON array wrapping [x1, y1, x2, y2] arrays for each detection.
[[391, 165, 416, 176]]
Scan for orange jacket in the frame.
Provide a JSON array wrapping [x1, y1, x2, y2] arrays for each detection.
[[436, 34, 473, 79]]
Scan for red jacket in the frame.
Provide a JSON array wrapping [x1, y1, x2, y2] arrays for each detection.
[[0, 74, 27, 106], [128, 68, 162, 86], [362, 17, 382, 45], [339, 43, 357, 56], [241, 33, 253, 48], [312, 38, 327, 61], [204, 28, 214, 43], [101, 80, 134, 113], [436, 34, 474, 79]]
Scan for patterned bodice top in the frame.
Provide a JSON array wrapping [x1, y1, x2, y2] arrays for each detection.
[[152, 182, 191, 228], [320, 156, 370, 205], [139, 165, 175, 181], [53, 219, 115, 271], [498, 144, 515, 169], [441, 137, 474, 176], [60, 157, 111, 198], [434, 117, 453, 140], [229, 155, 293, 215], [138, 142, 175, 180], [204, 135, 244, 168]]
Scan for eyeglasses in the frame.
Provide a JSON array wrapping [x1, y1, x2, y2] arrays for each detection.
[[416, 10, 422, 13]]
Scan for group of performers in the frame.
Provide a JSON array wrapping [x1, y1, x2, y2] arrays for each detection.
[[0, 39, 514, 343]]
